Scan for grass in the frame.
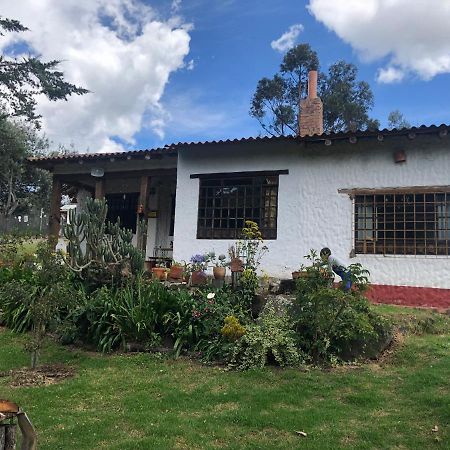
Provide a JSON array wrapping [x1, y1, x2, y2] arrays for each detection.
[[0, 305, 449, 449]]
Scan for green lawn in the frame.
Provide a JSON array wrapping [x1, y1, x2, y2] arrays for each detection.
[[0, 306, 449, 449]]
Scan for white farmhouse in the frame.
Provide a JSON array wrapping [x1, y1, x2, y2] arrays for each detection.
[[30, 72, 450, 309]]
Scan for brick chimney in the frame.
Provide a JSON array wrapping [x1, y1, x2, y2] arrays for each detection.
[[299, 70, 323, 136]]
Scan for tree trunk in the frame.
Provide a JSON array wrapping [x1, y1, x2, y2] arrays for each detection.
[[0, 424, 17, 450], [31, 350, 38, 370]]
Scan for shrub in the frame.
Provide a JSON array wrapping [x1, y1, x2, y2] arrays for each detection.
[[221, 315, 245, 341], [0, 242, 81, 367], [293, 250, 392, 363], [78, 277, 180, 352], [163, 286, 249, 359], [0, 280, 33, 332], [229, 303, 304, 370]]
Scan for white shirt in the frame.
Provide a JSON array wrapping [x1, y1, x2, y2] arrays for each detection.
[[327, 254, 346, 272]]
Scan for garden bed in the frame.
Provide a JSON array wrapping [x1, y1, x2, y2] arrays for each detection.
[[1, 363, 75, 388]]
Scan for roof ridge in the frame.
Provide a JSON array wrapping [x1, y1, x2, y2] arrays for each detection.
[[28, 123, 450, 164]]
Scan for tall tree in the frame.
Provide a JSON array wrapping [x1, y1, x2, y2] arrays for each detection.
[[319, 61, 377, 132], [387, 110, 411, 130], [0, 118, 51, 218], [250, 45, 378, 136], [0, 16, 88, 127]]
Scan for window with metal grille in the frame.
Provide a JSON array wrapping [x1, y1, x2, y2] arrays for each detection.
[[195, 173, 280, 239], [354, 192, 450, 255]]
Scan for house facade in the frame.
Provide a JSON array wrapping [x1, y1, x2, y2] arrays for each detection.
[[30, 126, 450, 309], [174, 130, 450, 308], [29, 72, 450, 309]]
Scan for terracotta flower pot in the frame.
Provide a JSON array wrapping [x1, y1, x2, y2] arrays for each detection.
[[169, 265, 183, 280], [230, 257, 244, 273], [191, 270, 207, 286], [213, 266, 226, 280], [152, 267, 167, 281]]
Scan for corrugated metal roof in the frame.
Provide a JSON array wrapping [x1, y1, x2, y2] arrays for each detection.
[[28, 123, 450, 167]]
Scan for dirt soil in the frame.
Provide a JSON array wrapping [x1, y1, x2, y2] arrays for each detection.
[[0, 363, 75, 388]]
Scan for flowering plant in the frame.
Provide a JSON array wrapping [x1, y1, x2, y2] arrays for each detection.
[[190, 254, 208, 272], [214, 254, 228, 267]]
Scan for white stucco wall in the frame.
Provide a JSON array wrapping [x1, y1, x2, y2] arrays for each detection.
[[173, 137, 450, 289]]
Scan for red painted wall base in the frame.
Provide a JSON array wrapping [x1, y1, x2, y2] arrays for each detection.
[[367, 284, 450, 310]]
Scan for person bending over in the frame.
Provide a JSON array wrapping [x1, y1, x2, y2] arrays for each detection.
[[320, 247, 352, 291]]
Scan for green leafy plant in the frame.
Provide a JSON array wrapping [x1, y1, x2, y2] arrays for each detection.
[[229, 303, 304, 370], [79, 277, 179, 352], [164, 286, 248, 360], [0, 280, 33, 332], [293, 250, 391, 363], [0, 242, 80, 368], [228, 221, 269, 312]]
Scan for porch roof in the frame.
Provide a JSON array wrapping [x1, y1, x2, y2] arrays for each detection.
[[28, 123, 450, 170]]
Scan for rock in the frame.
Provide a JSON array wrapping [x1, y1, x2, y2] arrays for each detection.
[[337, 326, 394, 361], [268, 278, 281, 294]]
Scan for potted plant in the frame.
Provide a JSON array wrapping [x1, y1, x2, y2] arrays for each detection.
[[292, 270, 308, 279], [213, 254, 228, 280], [228, 245, 244, 273], [168, 260, 184, 280], [190, 254, 208, 285], [152, 262, 168, 281]]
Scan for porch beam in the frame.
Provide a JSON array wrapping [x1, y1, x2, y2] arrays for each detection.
[[53, 168, 176, 182], [95, 178, 105, 199], [48, 175, 62, 247], [137, 176, 151, 253]]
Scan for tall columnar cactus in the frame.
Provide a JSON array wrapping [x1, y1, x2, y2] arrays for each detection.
[[63, 198, 144, 286]]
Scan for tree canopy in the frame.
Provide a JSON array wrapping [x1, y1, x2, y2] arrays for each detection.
[[0, 16, 88, 127], [250, 44, 379, 136], [0, 118, 51, 218], [0, 16, 88, 220], [387, 110, 411, 130]]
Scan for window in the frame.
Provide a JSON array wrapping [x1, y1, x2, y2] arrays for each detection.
[[194, 171, 283, 239], [105, 192, 139, 233], [354, 191, 450, 255]]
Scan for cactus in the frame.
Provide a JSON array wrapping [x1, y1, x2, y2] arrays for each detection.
[[63, 198, 144, 286]]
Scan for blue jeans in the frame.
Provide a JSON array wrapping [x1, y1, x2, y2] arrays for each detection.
[[333, 266, 352, 291]]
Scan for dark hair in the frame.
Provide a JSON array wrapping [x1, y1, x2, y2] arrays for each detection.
[[320, 247, 331, 257]]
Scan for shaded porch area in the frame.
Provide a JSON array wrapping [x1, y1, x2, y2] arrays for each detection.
[[30, 148, 178, 267]]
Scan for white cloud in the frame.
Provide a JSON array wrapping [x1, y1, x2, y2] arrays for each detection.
[[171, 0, 182, 14], [271, 24, 304, 53], [376, 66, 405, 84], [185, 59, 195, 70], [0, 0, 191, 152], [308, 0, 450, 82]]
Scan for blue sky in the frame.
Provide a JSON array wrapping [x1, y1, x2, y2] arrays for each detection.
[[141, 0, 450, 148], [2, 0, 450, 153]]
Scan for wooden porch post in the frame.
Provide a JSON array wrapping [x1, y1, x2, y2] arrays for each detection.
[[137, 176, 151, 253], [48, 175, 62, 247], [95, 179, 105, 199]]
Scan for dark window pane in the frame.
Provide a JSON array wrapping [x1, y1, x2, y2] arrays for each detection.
[[105, 192, 139, 233]]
